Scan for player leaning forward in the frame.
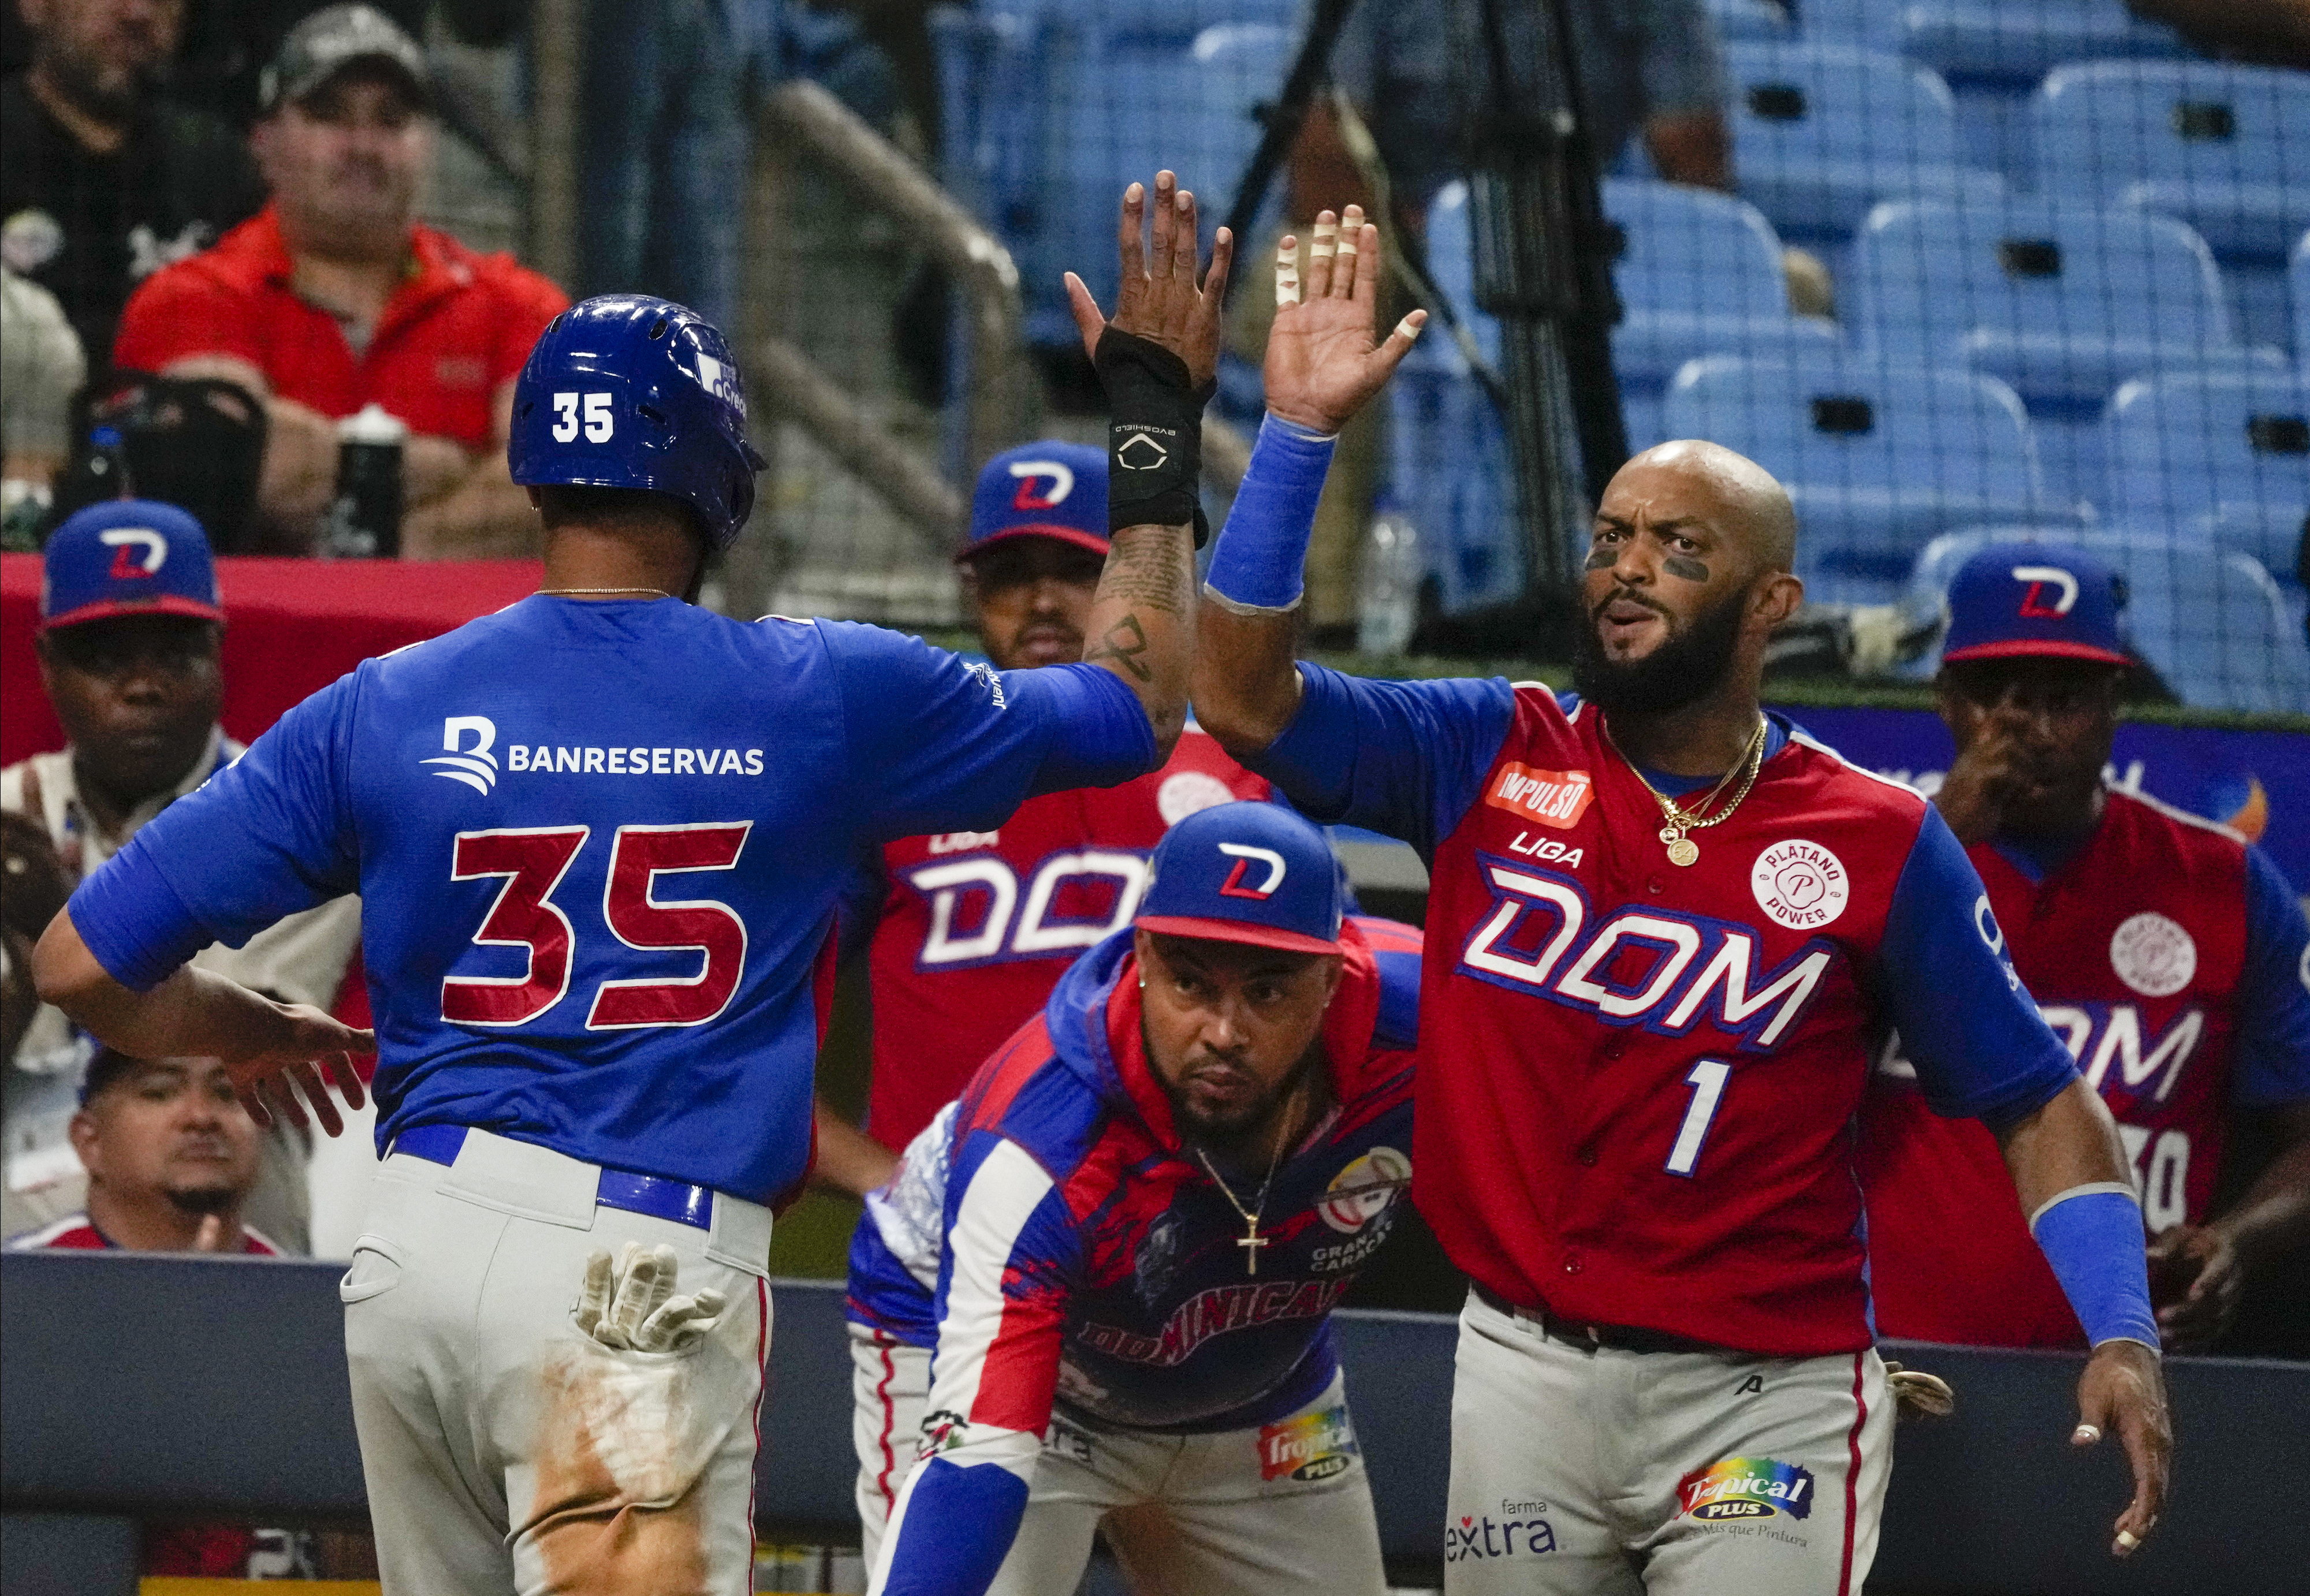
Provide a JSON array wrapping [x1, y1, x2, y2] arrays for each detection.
[[31, 174, 1224, 1596], [860, 806, 1425, 1595], [1191, 211, 2174, 1593]]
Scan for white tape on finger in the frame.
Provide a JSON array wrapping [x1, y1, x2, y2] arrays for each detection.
[[1309, 221, 1337, 260], [1393, 314, 1424, 341]]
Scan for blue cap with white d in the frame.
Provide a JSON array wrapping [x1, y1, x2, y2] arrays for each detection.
[[959, 441, 1109, 564], [1134, 802, 1345, 956], [39, 499, 224, 633], [1942, 542, 2132, 669]]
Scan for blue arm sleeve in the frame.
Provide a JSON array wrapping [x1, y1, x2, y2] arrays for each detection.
[[1247, 664, 1515, 859], [2032, 1187, 2159, 1350], [69, 676, 360, 993], [1877, 805, 2080, 1125], [825, 624, 1157, 841], [2233, 845, 2310, 1108]]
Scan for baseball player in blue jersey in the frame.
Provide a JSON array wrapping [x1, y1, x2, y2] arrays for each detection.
[[32, 174, 1235, 1595]]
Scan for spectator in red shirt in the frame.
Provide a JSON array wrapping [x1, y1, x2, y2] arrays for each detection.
[[111, 5, 567, 557]]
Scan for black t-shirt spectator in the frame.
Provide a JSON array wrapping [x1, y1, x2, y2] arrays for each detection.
[[0, 74, 264, 364]]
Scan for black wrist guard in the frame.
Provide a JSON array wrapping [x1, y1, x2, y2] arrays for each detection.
[[1095, 326, 1216, 547]]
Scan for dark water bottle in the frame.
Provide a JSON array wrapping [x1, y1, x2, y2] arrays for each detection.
[[323, 403, 407, 558]]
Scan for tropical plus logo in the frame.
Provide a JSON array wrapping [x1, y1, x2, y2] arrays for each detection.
[[1677, 1456, 1816, 1522], [1257, 1405, 1359, 1482]]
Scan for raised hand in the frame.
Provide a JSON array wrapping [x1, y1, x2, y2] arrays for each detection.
[[223, 1003, 372, 1138], [1064, 171, 1235, 392], [1264, 206, 1427, 435], [2072, 1339, 2171, 1557]]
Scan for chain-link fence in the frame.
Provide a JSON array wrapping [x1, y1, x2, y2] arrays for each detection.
[[722, 0, 2306, 714]]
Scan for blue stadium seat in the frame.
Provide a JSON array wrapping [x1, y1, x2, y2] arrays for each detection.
[[1600, 178, 1838, 387], [1707, 0, 1793, 42], [2031, 61, 2310, 261], [1907, 528, 2310, 713], [1027, 14, 1292, 346], [2293, 232, 2309, 368], [2103, 369, 2310, 526], [2199, 502, 2308, 633], [1663, 353, 2057, 602], [1848, 197, 2280, 406], [1722, 42, 2002, 240], [1883, 1, 2180, 82]]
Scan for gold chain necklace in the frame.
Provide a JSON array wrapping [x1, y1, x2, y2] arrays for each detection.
[[538, 586, 672, 598], [1612, 715, 1768, 867], [1193, 1082, 1302, 1277]]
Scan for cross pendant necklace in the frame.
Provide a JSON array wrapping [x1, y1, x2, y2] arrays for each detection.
[[1194, 1082, 1300, 1277]]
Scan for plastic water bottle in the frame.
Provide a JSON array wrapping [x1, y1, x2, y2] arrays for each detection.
[[323, 403, 407, 558], [1357, 513, 1422, 656]]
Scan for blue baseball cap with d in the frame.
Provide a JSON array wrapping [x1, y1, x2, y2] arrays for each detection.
[[1134, 802, 1345, 956], [960, 441, 1109, 564], [1942, 542, 2131, 669], [39, 499, 224, 633]]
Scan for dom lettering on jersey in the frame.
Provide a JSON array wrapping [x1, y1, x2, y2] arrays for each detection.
[[1257, 1404, 1359, 1482], [1458, 859, 1834, 1048], [1676, 1456, 1816, 1522]]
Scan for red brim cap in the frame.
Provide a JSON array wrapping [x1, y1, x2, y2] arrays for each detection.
[[1942, 638, 2132, 668], [39, 594, 228, 633], [1132, 914, 1343, 956], [955, 524, 1112, 565]]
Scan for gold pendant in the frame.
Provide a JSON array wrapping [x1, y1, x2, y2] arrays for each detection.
[[1666, 837, 1700, 867]]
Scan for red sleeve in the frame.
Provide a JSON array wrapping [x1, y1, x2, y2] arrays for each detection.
[[487, 262, 572, 390], [111, 264, 262, 373]]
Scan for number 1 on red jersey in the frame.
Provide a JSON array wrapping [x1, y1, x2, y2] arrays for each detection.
[[1666, 1058, 1731, 1177]]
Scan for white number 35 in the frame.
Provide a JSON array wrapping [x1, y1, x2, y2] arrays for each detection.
[[551, 391, 614, 443]]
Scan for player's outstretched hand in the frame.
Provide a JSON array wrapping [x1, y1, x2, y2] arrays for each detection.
[[1064, 170, 1234, 393], [2072, 1338, 2170, 1557], [1932, 703, 2030, 846], [573, 1242, 726, 1355], [2144, 1222, 2243, 1352], [224, 1004, 373, 1138], [1263, 205, 1427, 437]]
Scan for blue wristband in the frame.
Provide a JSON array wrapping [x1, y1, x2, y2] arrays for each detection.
[[1204, 413, 1337, 612], [2030, 1185, 2160, 1351]]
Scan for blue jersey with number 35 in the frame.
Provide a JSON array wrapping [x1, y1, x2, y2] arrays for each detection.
[[66, 596, 1156, 1200]]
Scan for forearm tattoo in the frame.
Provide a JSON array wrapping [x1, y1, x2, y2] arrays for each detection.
[[1097, 525, 1192, 614], [1085, 613, 1154, 681]]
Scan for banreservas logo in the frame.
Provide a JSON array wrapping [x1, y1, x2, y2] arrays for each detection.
[[1676, 1456, 1816, 1521]]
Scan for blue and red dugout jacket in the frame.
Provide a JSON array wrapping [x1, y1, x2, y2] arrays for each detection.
[[870, 915, 1421, 1596], [1249, 673, 2082, 1357]]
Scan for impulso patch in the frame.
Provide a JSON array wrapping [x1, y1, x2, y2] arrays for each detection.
[[1485, 765, 1595, 830]]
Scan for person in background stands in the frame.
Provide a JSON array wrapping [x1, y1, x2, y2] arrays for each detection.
[[0, 264, 86, 546], [0, 0, 264, 362], [110, 5, 567, 556], [2, 499, 361, 1250], [8, 1045, 319, 1579]]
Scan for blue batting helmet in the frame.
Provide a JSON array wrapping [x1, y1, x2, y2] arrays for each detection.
[[509, 295, 767, 549]]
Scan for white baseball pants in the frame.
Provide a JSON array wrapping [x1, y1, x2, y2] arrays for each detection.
[[850, 1323, 1387, 1596], [342, 1128, 773, 1595], [1444, 1289, 1891, 1596]]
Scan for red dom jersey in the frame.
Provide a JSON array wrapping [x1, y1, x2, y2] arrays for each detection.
[[863, 728, 1267, 1151], [1860, 789, 2310, 1348], [1249, 672, 2076, 1357]]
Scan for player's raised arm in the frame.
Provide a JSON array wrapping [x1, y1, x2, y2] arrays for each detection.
[[1191, 206, 1425, 759], [1060, 173, 1233, 760]]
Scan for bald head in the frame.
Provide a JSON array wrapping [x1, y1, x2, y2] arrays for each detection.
[[1603, 441, 1797, 578]]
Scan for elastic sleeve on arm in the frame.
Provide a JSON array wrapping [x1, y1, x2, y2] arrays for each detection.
[[1877, 805, 2079, 1125], [2232, 845, 2310, 1108], [1249, 664, 1515, 857], [2030, 1185, 2160, 1351], [68, 680, 361, 990], [826, 624, 1156, 841]]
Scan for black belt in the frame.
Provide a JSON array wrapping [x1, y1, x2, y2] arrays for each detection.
[[1474, 1283, 1726, 1356]]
